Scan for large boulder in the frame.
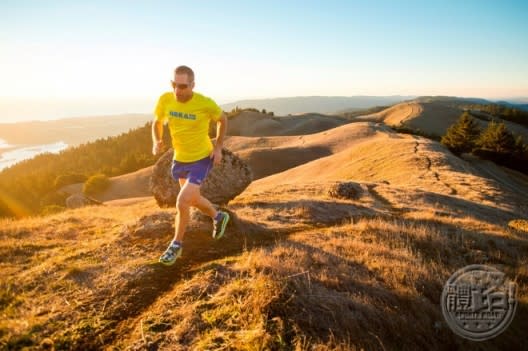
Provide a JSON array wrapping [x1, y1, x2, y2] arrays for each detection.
[[150, 148, 252, 207]]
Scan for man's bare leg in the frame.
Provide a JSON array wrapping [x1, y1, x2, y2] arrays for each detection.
[[174, 179, 218, 242], [160, 177, 227, 265], [174, 178, 190, 243], [194, 191, 228, 239], [193, 193, 217, 218], [159, 178, 191, 265]]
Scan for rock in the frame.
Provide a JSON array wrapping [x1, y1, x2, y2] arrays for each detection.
[[65, 193, 103, 209], [128, 211, 174, 236], [150, 148, 252, 207], [327, 182, 365, 200]]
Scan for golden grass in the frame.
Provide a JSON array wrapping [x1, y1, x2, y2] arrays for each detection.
[[2, 120, 528, 349], [508, 219, 528, 233], [0, 200, 169, 348], [111, 213, 528, 350], [1, 196, 527, 350]]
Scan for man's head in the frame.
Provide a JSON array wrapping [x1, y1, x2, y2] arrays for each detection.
[[172, 65, 195, 102]]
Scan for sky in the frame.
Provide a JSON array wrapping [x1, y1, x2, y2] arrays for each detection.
[[1, 0, 527, 122]]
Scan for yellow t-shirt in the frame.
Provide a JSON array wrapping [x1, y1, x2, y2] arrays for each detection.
[[154, 92, 223, 162]]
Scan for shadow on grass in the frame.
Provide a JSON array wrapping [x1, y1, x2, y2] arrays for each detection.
[[54, 193, 528, 350], [263, 237, 527, 351]]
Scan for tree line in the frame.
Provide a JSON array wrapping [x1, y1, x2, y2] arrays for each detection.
[[441, 112, 528, 173], [463, 103, 528, 128]]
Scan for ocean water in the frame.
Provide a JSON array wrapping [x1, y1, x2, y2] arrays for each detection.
[[0, 138, 10, 149], [0, 139, 68, 171]]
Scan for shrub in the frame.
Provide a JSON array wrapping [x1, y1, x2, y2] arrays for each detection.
[[476, 120, 516, 154], [472, 121, 528, 174], [83, 174, 110, 196], [441, 112, 481, 154]]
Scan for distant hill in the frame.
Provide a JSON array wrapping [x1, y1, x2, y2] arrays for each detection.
[[221, 96, 415, 115], [226, 110, 350, 137], [413, 96, 492, 105], [350, 96, 528, 139], [502, 97, 528, 104], [495, 100, 528, 112], [426, 96, 528, 112], [412, 95, 528, 112], [0, 113, 152, 147]]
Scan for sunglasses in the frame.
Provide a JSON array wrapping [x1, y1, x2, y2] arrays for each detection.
[[171, 81, 191, 90]]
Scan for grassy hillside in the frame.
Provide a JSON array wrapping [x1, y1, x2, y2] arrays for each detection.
[[1, 119, 527, 349], [354, 97, 528, 139], [1, 181, 526, 350]]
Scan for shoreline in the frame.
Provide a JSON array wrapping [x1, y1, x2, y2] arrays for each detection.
[[0, 141, 69, 171]]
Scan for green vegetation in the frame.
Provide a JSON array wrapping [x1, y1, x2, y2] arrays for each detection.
[[340, 105, 389, 119], [0, 122, 171, 218], [473, 121, 528, 172], [476, 120, 516, 153], [441, 113, 528, 174], [464, 103, 528, 127], [83, 174, 110, 196], [440, 112, 481, 154], [226, 107, 275, 119]]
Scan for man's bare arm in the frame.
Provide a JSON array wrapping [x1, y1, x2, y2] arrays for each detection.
[[211, 113, 227, 164], [214, 113, 228, 149], [152, 120, 164, 155]]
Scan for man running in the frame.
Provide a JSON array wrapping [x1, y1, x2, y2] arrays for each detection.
[[152, 65, 229, 266]]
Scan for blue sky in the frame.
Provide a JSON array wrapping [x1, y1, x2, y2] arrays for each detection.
[[1, 0, 527, 120]]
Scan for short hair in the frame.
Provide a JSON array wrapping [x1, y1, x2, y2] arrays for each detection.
[[174, 65, 194, 82]]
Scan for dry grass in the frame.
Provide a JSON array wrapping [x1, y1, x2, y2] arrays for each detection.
[[1, 198, 527, 350], [508, 219, 528, 233], [2, 119, 528, 349], [110, 214, 527, 350], [0, 200, 169, 349]]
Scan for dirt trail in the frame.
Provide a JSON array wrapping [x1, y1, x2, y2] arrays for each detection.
[[413, 140, 457, 195]]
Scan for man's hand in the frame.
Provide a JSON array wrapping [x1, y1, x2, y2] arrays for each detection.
[[210, 113, 227, 166], [152, 140, 164, 155], [210, 147, 222, 166]]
